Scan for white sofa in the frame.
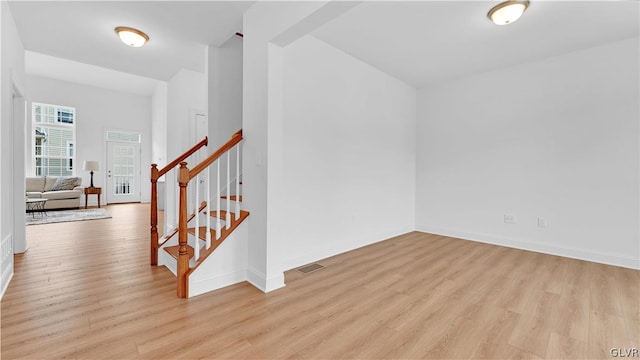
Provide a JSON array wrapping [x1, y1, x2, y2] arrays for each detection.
[[26, 176, 84, 210]]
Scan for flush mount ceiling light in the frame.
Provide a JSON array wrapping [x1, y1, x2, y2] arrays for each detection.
[[487, 0, 530, 25], [115, 26, 149, 47]]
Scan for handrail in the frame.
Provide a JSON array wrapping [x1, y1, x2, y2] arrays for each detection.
[[176, 129, 243, 297], [155, 136, 208, 179], [189, 130, 242, 180], [149, 136, 208, 266]]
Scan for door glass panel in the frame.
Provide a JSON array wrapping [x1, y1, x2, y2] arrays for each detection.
[[113, 145, 135, 195]]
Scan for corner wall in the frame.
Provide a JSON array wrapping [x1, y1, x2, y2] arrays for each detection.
[[208, 37, 243, 150], [1, 1, 26, 297], [163, 69, 206, 230], [416, 37, 640, 269], [269, 35, 416, 272], [243, 1, 330, 291], [151, 82, 168, 169]]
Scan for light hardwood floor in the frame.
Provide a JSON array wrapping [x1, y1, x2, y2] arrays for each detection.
[[2, 203, 638, 359]]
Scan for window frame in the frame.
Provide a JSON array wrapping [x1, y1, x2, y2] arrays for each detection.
[[32, 102, 77, 177]]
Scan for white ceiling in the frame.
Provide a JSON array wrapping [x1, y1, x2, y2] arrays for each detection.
[[8, 1, 253, 81], [25, 51, 162, 96], [7, 1, 639, 92], [313, 1, 640, 87]]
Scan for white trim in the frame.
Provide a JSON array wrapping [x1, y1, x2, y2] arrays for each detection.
[[416, 224, 640, 270], [1, 271, 14, 301], [246, 267, 285, 293], [1, 234, 15, 300], [279, 226, 415, 274], [188, 269, 247, 298]]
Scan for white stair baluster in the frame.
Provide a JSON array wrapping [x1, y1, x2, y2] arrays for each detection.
[[194, 174, 200, 261], [216, 161, 221, 240], [206, 166, 211, 249], [235, 143, 241, 219], [226, 151, 231, 229]]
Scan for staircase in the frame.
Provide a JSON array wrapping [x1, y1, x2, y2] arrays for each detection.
[[150, 130, 248, 298]]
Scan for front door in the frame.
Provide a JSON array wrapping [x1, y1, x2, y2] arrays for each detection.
[[106, 141, 141, 204]]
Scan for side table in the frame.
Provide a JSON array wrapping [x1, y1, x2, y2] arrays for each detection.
[[26, 198, 47, 217], [85, 187, 102, 209]]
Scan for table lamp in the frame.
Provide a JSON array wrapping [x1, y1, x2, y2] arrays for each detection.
[[83, 161, 100, 188]]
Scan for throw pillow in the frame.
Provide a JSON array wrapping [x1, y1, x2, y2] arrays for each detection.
[[44, 177, 58, 191], [50, 177, 81, 191]]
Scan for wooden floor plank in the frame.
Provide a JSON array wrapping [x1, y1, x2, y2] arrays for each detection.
[[1, 204, 638, 359]]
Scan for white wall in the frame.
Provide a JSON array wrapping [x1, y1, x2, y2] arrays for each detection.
[[25, 75, 152, 205], [163, 69, 206, 230], [243, 1, 330, 292], [268, 35, 416, 273], [1, 1, 26, 296], [207, 37, 243, 202], [151, 82, 168, 169], [416, 37, 640, 269], [208, 37, 243, 150]]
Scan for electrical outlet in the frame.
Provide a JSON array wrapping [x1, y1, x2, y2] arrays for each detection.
[[504, 214, 516, 224], [538, 218, 547, 228]]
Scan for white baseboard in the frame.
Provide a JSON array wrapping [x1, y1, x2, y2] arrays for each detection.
[[417, 224, 640, 270], [1, 234, 14, 300], [188, 269, 247, 298], [1, 271, 14, 301], [246, 267, 285, 293], [280, 226, 415, 273]]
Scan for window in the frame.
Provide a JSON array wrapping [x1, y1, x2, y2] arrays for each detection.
[[106, 130, 141, 143], [33, 103, 76, 176], [66, 141, 74, 171]]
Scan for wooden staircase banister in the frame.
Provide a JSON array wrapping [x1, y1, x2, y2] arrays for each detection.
[[150, 136, 208, 266], [177, 162, 190, 298], [189, 130, 242, 180], [155, 136, 208, 179], [152, 129, 245, 298], [157, 201, 208, 249]]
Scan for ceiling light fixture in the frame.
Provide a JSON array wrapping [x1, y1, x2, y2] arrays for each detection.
[[487, 0, 530, 25], [115, 26, 149, 47]]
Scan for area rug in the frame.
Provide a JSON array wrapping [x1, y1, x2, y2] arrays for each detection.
[[26, 208, 112, 226]]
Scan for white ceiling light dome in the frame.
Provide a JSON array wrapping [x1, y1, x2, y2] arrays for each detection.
[[115, 26, 149, 47], [488, 0, 530, 25]]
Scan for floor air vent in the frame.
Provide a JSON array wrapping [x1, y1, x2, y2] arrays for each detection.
[[297, 263, 324, 274]]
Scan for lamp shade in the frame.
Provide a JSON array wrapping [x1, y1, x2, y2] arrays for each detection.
[[83, 161, 100, 172]]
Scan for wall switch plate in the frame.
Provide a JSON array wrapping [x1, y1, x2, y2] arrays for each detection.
[[538, 218, 547, 227], [504, 214, 516, 224]]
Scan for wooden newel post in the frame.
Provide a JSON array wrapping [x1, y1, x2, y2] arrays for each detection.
[[150, 164, 159, 266], [177, 162, 190, 298]]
